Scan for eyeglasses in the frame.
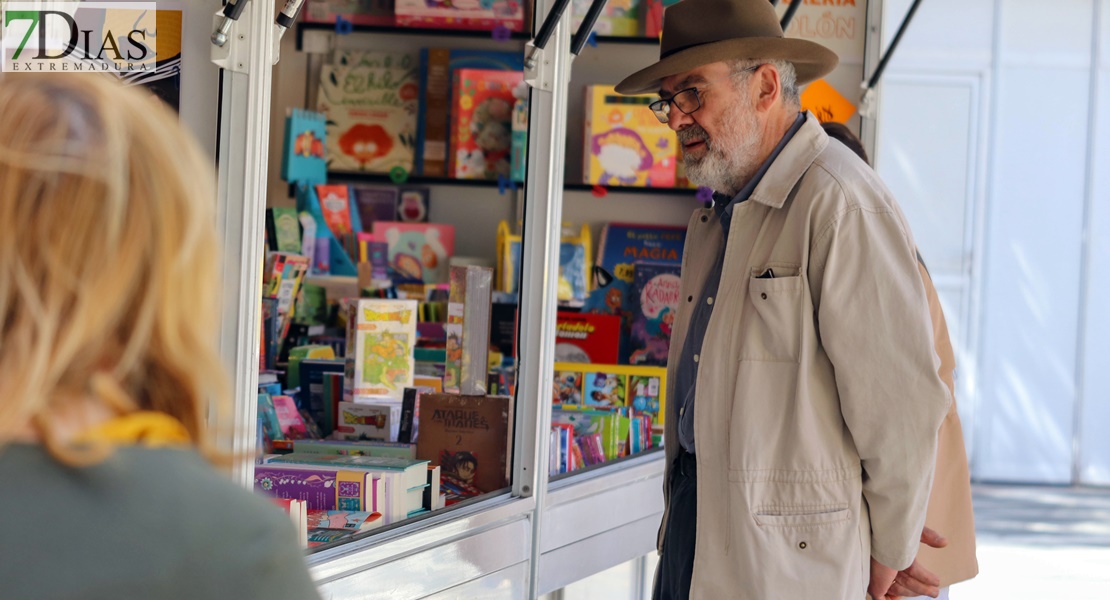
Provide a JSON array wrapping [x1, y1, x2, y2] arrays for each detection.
[[649, 65, 763, 124]]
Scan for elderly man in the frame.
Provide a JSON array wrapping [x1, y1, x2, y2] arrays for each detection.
[[614, 0, 953, 598]]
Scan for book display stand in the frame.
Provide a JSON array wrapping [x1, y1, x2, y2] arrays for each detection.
[[188, 0, 885, 597]]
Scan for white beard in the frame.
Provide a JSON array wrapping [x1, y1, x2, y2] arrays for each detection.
[[680, 95, 762, 197]]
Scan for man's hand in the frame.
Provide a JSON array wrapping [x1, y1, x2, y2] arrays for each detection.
[[886, 527, 948, 598], [868, 556, 899, 600], [870, 527, 949, 599]]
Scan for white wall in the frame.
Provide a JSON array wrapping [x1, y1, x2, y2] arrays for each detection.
[[876, 0, 1108, 484]]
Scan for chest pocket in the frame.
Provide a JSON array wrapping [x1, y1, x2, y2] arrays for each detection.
[[743, 264, 803, 361]]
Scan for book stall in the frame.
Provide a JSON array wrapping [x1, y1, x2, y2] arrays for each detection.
[[181, 0, 882, 597]]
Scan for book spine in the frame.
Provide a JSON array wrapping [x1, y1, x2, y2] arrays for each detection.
[[423, 48, 451, 177], [398, 387, 418, 443]]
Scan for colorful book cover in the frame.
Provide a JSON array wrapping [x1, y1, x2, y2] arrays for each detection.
[[643, 0, 682, 37], [267, 453, 430, 491], [417, 49, 525, 176], [272, 395, 309, 439], [416, 394, 514, 502], [553, 362, 667, 424], [351, 185, 398, 230], [554, 311, 621, 364], [371, 221, 455, 284], [628, 262, 682, 366], [495, 220, 522, 294], [584, 85, 677, 188], [257, 393, 284, 444], [268, 207, 303, 253], [315, 184, 354, 238], [306, 509, 383, 532], [255, 466, 373, 512], [572, 0, 640, 36], [582, 223, 686, 362], [318, 51, 419, 173], [344, 299, 418, 401], [449, 69, 523, 180], [394, 0, 524, 31], [559, 224, 592, 306], [509, 80, 528, 182], [263, 252, 311, 344], [335, 401, 393, 441], [396, 188, 430, 222], [281, 109, 327, 185]]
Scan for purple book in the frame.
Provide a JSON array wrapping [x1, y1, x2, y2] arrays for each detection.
[[352, 186, 398, 232], [254, 466, 370, 511], [628, 262, 682, 366]]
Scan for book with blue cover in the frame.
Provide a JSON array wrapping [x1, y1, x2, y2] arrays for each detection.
[[582, 223, 686, 362], [281, 109, 327, 185]]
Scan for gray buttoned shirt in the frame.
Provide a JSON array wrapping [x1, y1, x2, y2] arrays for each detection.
[[673, 112, 806, 454]]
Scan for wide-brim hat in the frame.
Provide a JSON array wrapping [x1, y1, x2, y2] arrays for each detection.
[[615, 0, 839, 95]]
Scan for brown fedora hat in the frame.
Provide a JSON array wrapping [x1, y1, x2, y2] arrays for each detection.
[[615, 0, 839, 95]]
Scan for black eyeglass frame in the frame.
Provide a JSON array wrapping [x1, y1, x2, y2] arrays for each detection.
[[648, 64, 764, 124]]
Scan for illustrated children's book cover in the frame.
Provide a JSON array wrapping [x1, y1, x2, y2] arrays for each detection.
[[628, 262, 682, 366], [553, 362, 667, 424], [417, 49, 525, 176], [281, 109, 327, 185], [583, 85, 677, 188], [572, 0, 640, 36], [416, 394, 514, 504], [554, 311, 620, 364], [394, 0, 525, 32], [335, 401, 393, 441], [582, 223, 686, 362], [371, 221, 455, 284], [444, 266, 494, 395], [450, 69, 524, 180], [344, 299, 418, 402], [318, 51, 420, 173]]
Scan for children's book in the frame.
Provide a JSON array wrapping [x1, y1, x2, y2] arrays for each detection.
[[628, 262, 682, 366], [257, 393, 285, 446], [394, 0, 524, 32], [335, 401, 393, 442], [443, 266, 494, 395], [582, 223, 686, 363], [315, 184, 354, 239], [318, 51, 419, 173], [281, 108, 327, 185], [306, 509, 384, 532], [553, 362, 667, 424], [449, 69, 524, 180], [371, 221, 455, 284], [417, 49, 524, 176], [572, 0, 640, 36], [495, 220, 522, 294], [559, 224, 591, 306], [272, 395, 310, 439], [344, 299, 418, 401], [263, 252, 312, 345], [396, 187, 430, 222], [255, 466, 375, 512], [643, 0, 683, 37], [555, 312, 620, 364], [583, 85, 677, 188], [416, 394, 514, 502], [267, 207, 303, 253]]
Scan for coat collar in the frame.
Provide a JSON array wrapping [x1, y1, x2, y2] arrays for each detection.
[[747, 111, 829, 209]]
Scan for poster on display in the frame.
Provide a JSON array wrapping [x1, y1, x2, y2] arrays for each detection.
[[105, 6, 184, 111]]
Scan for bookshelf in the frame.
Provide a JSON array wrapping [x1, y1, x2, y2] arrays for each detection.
[[321, 171, 702, 198]]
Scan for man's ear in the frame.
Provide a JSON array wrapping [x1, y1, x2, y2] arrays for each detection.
[[755, 65, 781, 112]]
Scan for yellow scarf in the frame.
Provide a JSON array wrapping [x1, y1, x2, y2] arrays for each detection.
[[75, 411, 192, 448]]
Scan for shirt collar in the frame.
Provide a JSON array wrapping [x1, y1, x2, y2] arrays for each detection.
[[713, 112, 807, 229]]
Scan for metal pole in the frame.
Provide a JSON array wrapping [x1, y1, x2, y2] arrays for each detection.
[[864, 0, 924, 90], [570, 0, 609, 55], [780, 0, 802, 30]]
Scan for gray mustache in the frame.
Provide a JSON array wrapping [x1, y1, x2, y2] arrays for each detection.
[[677, 126, 709, 145]]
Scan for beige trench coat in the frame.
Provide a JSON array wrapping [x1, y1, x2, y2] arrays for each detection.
[[658, 113, 952, 599]]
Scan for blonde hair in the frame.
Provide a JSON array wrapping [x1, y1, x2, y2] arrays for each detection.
[[0, 73, 229, 465]]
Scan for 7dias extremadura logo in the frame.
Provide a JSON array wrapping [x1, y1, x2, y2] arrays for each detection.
[[2, 2, 158, 73]]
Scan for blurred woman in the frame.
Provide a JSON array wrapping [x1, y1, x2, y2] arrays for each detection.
[[0, 73, 320, 600]]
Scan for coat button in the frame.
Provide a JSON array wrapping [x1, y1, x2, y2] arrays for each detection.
[[798, 541, 807, 550], [706, 297, 714, 305], [700, 215, 708, 222], [761, 292, 768, 300], [687, 295, 694, 302]]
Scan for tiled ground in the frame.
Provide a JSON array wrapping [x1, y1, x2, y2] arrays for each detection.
[[949, 484, 1110, 599]]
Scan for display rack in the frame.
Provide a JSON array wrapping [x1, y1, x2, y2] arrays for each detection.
[[198, 0, 886, 596]]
